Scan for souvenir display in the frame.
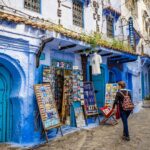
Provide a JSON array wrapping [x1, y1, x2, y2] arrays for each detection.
[[54, 69, 64, 115], [83, 82, 98, 115], [72, 101, 86, 128], [34, 84, 61, 130], [52, 59, 73, 70], [61, 70, 72, 124], [105, 83, 118, 107], [43, 66, 55, 94], [72, 70, 84, 104]]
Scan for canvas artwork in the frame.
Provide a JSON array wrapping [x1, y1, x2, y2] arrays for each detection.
[[72, 101, 86, 128], [34, 84, 61, 130], [83, 82, 98, 115], [105, 83, 118, 107]]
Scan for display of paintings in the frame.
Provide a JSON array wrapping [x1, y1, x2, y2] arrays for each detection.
[[105, 83, 118, 107], [83, 82, 98, 115], [72, 70, 84, 104], [43, 66, 55, 94], [34, 84, 61, 130], [61, 70, 72, 124], [52, 59, 73, 70], [72, 101, 86, 128]]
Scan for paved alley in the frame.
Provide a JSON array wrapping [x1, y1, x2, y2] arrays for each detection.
[[33, 107, 150, 150]]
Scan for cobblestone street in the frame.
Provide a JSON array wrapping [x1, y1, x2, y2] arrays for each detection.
[[33, 106, 150, 150], [0, 106, 150, 150]]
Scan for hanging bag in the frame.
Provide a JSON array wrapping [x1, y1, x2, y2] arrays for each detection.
[[120, 91, 134, 111]]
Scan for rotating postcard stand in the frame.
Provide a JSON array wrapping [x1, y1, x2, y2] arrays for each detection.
[[83, 82, 100, 125], [34, 83, 63, 143]]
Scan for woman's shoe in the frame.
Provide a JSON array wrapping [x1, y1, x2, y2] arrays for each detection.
[[122, 136, 130, 141], [125, 137, 130, 141]]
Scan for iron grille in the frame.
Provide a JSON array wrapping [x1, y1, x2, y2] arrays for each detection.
[[24, 0, 40, 13], [73, 1, 83, 28], [107, 16, 114, 38]]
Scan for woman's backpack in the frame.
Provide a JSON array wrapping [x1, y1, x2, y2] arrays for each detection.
[[120, 91, 134, 111]]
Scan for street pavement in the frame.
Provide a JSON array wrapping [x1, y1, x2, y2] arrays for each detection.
[[1, 104, 150, 150], [34, 105, 150, 150]]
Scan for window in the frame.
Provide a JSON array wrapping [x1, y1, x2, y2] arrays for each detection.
[[73, 1, 83, 27], [106, 16, 114, 38], [24, 0, 41, 13]]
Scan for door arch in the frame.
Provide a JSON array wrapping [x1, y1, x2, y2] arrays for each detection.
[[0, 65, 12, 142]]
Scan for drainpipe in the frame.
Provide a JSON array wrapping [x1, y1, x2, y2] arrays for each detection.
[[36, 37, 54, 68]]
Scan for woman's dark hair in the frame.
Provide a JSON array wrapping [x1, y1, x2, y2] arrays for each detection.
[[118, 81, 126, 89]]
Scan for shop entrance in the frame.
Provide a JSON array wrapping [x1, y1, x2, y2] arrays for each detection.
[[92, 66, 105, 108], [0, 65, 12, 142]]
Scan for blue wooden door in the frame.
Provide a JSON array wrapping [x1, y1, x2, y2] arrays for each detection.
[[92, 67, 105, 108], [0, 66, 12, 142]]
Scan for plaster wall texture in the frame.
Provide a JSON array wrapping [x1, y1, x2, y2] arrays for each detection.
[[126, 57, 142, 101], [142, 65, 150, 97]]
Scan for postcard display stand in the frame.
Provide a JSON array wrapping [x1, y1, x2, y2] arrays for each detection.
[[83, 82, 100, 125], [105, 83, 118, 107], [34, 84, 63, 142], [43, 66, 55, 94], [71, 70, 86, 128]]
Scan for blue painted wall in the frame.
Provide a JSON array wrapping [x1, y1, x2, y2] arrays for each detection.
[[0, 35, 39, 144]]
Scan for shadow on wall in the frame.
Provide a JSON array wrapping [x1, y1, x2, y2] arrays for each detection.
[[0, 53, 26, 143]]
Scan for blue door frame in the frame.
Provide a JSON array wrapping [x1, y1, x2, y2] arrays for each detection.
[[0, 65, 12, 142]]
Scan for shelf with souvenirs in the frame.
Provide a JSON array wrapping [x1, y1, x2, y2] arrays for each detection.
[[54, 69, 64, 116], [61, 70, 72, 124], [42, 61, 86, 128], [71, 69, 86, 127], [72, 69, 84, 103]]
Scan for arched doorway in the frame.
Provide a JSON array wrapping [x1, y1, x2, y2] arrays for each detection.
[[0, 65, 12, 142]]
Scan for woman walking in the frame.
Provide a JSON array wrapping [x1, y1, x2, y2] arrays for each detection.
[[113, 81, 134, 141]]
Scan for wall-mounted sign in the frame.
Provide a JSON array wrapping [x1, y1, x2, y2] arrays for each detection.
[[93, 1, 100, 32], [52, 59, 73, 70], [57, 0, 62, 24], [129, 17, 135, 47]]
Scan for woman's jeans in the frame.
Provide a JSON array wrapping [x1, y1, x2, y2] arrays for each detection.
[[120, 110, 131, 137]]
